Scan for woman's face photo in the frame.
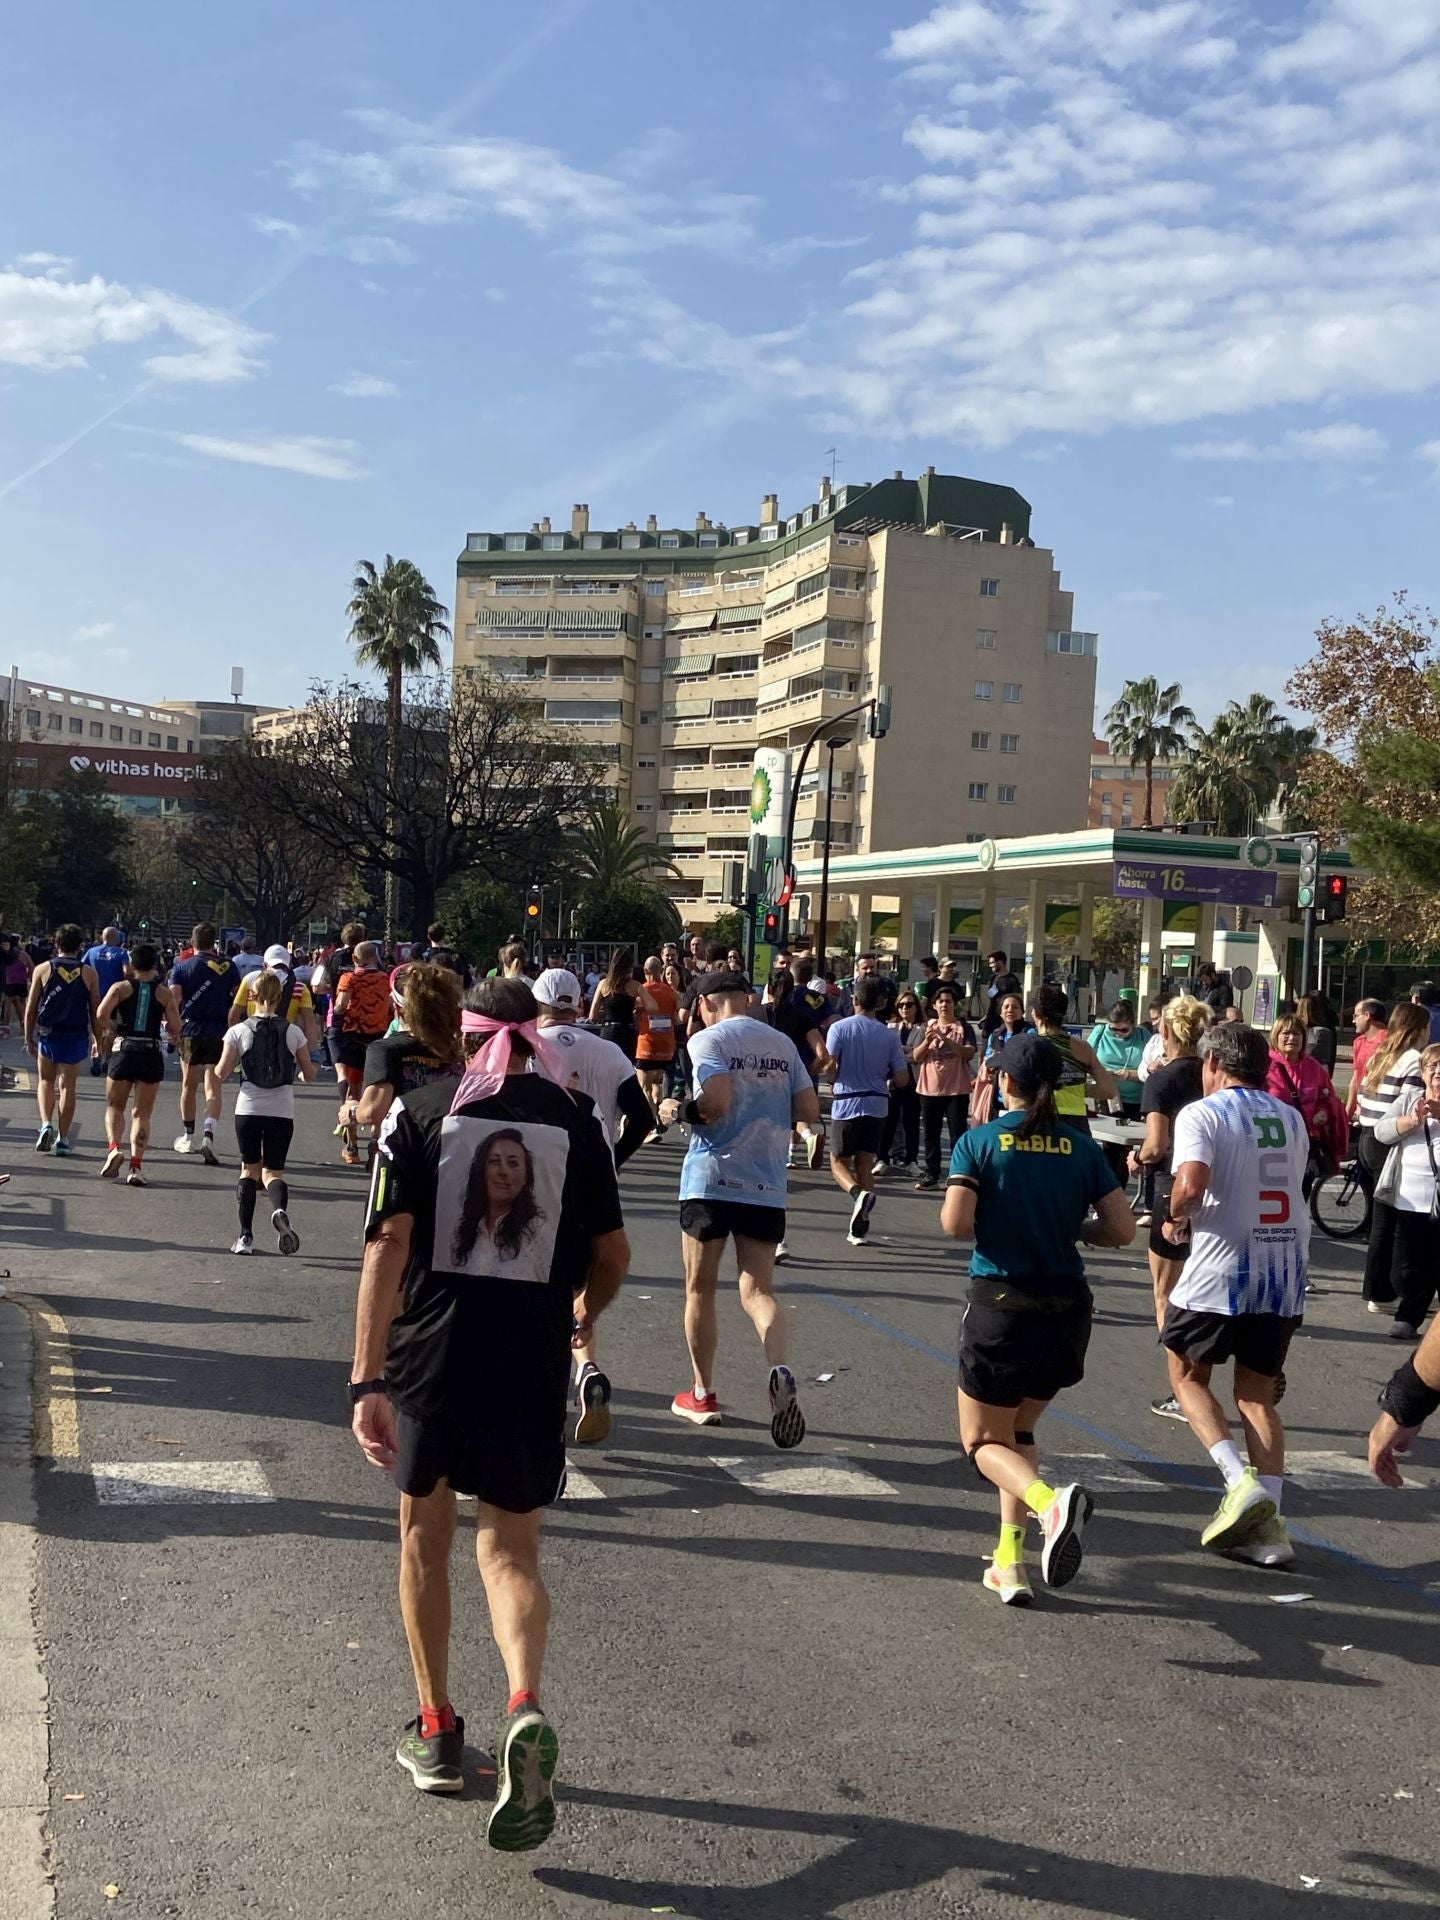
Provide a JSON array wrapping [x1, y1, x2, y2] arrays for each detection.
[[484, 1137, 528, 1212]]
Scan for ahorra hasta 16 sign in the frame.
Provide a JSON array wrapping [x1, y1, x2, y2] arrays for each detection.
[[1111, 860, 1278, 907]]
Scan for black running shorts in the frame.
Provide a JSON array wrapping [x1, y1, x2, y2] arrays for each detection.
[[180, 1033, 226, 1068], [234, 1114, 295, 1171], [959, 1293, 1093, 1408], [831, 1115, 885, 1160], [1161, 1306, 1301, 1378], [338, 1031, 381, 1071], [106, 1043, 164, 1086], [679, 1197, 786, 1245], [392, 1400, 567, 1512]]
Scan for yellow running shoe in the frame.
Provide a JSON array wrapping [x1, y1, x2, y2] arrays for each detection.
[[1200, 1467, 1275, 1551]]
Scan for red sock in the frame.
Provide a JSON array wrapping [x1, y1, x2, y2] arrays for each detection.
[[130, 1155, 142, 1169], [418, 1703, 456, 1739], [507, 1689, 540, 1715]]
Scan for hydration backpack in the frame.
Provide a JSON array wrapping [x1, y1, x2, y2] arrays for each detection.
[[242, 1015, 295, 1091]]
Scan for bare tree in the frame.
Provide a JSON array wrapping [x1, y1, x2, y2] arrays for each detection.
[[177, 752, 350, 945], [251, 673, 604, 937]]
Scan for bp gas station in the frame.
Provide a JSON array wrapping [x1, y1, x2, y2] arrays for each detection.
[[745, 745, 1361, 1020]]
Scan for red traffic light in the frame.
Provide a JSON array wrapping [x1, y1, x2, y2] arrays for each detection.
[[1325, 874, 1345, 899]]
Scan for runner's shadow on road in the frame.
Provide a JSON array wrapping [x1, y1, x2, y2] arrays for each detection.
[[535, 1788, 1433, 1919], [31, 1291, 304, 1328]]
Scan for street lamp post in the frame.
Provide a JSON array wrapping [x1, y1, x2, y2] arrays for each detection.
[[780, 686, 891, 948], [814, 733, 851, 973]]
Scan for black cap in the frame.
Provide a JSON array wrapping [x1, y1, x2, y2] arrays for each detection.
[[695, 969, 750, 996], [994, 1030, 1062, 1095]]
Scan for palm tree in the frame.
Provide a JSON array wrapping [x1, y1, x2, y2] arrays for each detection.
[[568, 800, 682, 891], [347, 556, 450, 942], [1103, 677, 1196, 827], [1170, 695, 1319, 836]]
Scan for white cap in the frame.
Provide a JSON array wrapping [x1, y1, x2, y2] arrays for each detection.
[[263, 944, 292, 968], [533, 967, 582, 1009]]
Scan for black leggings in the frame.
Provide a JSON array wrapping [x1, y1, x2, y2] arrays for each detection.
[[880, 1085, 920, 1163], [1390, 1208, 1440, 1328], [921, 1094, 969, 1180]]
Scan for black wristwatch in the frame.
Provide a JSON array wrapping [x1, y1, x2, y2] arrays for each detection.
[[348, 1376, 388, 1404]]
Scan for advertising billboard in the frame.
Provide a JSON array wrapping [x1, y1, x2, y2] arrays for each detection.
[[17, 742, 217, 802]]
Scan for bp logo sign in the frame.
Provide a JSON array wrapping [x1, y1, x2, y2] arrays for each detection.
[[750, 766, 772, 826], [1243, 836, 1275, 869]]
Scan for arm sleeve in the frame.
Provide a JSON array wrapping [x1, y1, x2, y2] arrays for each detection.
[[1171, 1101, 1215, 1170], [613, 1074, 654, 1169], [361, 1037, 395, 1090]]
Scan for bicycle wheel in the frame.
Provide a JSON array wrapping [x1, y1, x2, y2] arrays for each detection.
[[1309, 1163, 1373, 1240]]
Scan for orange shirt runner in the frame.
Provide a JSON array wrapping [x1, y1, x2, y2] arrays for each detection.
[[635, 982, 680, 1063]]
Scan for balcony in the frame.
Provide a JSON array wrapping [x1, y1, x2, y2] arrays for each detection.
[[663, 761, 713, 788]]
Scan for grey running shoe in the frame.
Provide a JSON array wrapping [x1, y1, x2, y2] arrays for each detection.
[[487, 1706, 558, 1851], [395, 1716, 465, 1794], [768, 1364, 806, 1450]]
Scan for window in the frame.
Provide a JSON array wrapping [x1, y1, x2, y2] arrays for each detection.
[[634, 798, 655, 812], [980, 578, 999, 597], [1047, 630, 1096, 656], [620, 533, 642, 549], [1003, 682, 1022, 703], [69, 716, 83, 734], [1100, 793, 1113, 826], [640, 666, 661, 683], [968, 781, 988, 801], [186, 739, 194, 752], [1000, 733, 1019, 753], [466, 534, 489, 551], [713, 697, 756, 719], [974, 679, 994, 700], [129, 728, 142, 744], [971, 730, 991, 750], [759, 524, 780, 541], [965, 831, 986, 843], [645, 579, 666, 596], [542, 533, 565, 551], [1121, 792, 1133, 824], [110, 726, 123, 742], [89, 721, 103, 738], [166, 734, 179, 750], [26, 709, 40, 727], [582, 533, 604, 550], [639, 709, 657, 726], [504, 534, 528, 551], [998, 784, 1016, 805], [148, 731, 161, 747], [660, 533, 681, 549], [976, 629, 996, 649], [47, 714, 62, 731], [698, 532, 720, 548], [637, 754, 657, 770], [865, 619, 876, 640]]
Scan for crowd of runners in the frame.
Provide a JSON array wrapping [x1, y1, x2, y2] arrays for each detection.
[[6, 912, 1438, 1851]]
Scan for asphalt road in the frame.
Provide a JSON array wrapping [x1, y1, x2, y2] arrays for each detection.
[[2, 1043, 1439, 1919]]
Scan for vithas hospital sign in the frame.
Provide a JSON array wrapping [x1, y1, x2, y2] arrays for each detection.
[[17, 742, 218, 800], [67, 752, 216, 784]]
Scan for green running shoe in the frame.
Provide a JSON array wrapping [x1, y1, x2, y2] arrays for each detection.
[[1201, 1467, 1275, 1552], [487, 1706, 559, 1853], [1227, 1513, 1294, 1568], [395, 1716, 465, 1794]]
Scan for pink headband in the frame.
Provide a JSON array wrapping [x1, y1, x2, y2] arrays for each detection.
[[451, 1012, 568, 1111]]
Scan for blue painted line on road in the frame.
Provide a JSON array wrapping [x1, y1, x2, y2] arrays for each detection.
[[811, 1288, 1440, 1614]]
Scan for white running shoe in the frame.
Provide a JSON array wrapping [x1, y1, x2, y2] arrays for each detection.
[[173, 1132, 194, 1154], [231, 1234, 254, 1255], [774, 1239, 789, 1263], [805, 1130, 826, 1171], [100, 1147, 123, 1180], [847, 1189, 876, 1245], [1228, 1513, 1294, 1568], [125, 1167, 147, 1188], [1038, 1484, 1094, 1588], [200, 1137, 220, 1166], [1366, 1300, 1391, 1315], [983, 1559, 1035, 1606]]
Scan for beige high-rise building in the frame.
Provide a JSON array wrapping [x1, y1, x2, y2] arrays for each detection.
[[454, 468, 1095, 927]]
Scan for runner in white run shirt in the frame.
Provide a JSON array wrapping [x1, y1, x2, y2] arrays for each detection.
[[1158, 1022, 1309, 1568], [532, 968, 653, 1448]]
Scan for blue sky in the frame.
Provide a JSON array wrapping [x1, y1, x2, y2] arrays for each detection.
[[3, 0, 1438, 725]]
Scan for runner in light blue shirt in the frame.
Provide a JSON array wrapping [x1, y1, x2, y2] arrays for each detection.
[[823, 977, 910, 1246]]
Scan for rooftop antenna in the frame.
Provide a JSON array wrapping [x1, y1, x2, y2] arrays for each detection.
[[230, 665, 244, 706], [824, 447, 840, 488]]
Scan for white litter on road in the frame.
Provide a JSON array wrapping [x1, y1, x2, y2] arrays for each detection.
[[92, 1459, 273, 1504], [711, 1455, 897, 1498]]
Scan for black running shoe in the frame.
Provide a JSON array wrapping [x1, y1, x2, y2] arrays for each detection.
[[1149, 1394, 1187, 1421], [768, 1364, 806, 1450], [272, 1207, 300, 1257], [395, 1715, 465, 1794], [573, 1363, 612, 1445], [487, 1706, 558, 1852]]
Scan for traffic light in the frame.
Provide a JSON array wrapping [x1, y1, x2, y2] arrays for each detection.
[[869, 683, 893, 740], [1297, 834, 1320, 911], [761, 907, 780, 943], [524, 885, 542, 924], [1318, 872, 1348, 923]]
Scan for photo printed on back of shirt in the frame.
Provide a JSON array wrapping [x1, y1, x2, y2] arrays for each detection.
[[433, 1116, 567, 1285]]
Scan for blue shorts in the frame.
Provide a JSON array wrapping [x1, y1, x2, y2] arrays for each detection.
[[37, 1031, 91, 1067]]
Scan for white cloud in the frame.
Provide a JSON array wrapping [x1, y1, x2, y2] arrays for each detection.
[[13, 250, 75, 274], [341, 234, 415, 266], [167, 432, 368, 480], [75, 620, 116, 641], [329, 372, 400, 398], [250, 215, 303, 242], [1419, 440, 1440, 473], [1259, 0, 1440, 81], [1208, 494, 1235, 507], [1174, 424, 1388, 462], [0, 264, 264, 383]]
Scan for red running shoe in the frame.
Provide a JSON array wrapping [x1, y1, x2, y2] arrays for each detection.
[[671, 1387, 721, 1426]]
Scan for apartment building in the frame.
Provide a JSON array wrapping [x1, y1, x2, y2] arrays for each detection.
[[454, 468, 1096, 922], [1088, 735, 1179, 829]]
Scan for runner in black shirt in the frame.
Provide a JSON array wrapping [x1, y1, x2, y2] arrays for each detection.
[[357, 963, 464, 1133], [351, 976, 628, 1846]]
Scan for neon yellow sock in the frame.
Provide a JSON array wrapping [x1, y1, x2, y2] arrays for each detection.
[[993, 1522, 1026, 1569], [1022, 1477, 1056, 1516]]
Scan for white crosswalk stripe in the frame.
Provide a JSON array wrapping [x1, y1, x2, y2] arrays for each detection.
[[562, 1466, 606, 1500], [1044, 1452, 1156, 1490], [711, 1454, 897, 1497], [92, 1460, 274, 1504]]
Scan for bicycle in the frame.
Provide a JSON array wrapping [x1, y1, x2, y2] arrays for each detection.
[[1308, 1156, 1373, 1241]]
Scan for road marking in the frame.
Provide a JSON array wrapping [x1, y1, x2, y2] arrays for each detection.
[[562, 1467, 605, 1500], [33, 1304, 78, 1460], [92, 1459, 274, 1504], [1044, 1452, 1156, 1491], [1287, 1449, 1422, 1491], [711, 1454, 897, 1497]]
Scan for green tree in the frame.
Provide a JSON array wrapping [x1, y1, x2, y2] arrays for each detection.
[[439, 875, 525, 972], [1169, 695, 1317, 835], [568, 800, 681, 892], [27, 770, 132, 932], [1103, 676, 1195, 827], [1090, 896, 1141, 984], [571, 880, 681, 954], [704, 909, 746, 955], [347, 556, 451, 943]]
